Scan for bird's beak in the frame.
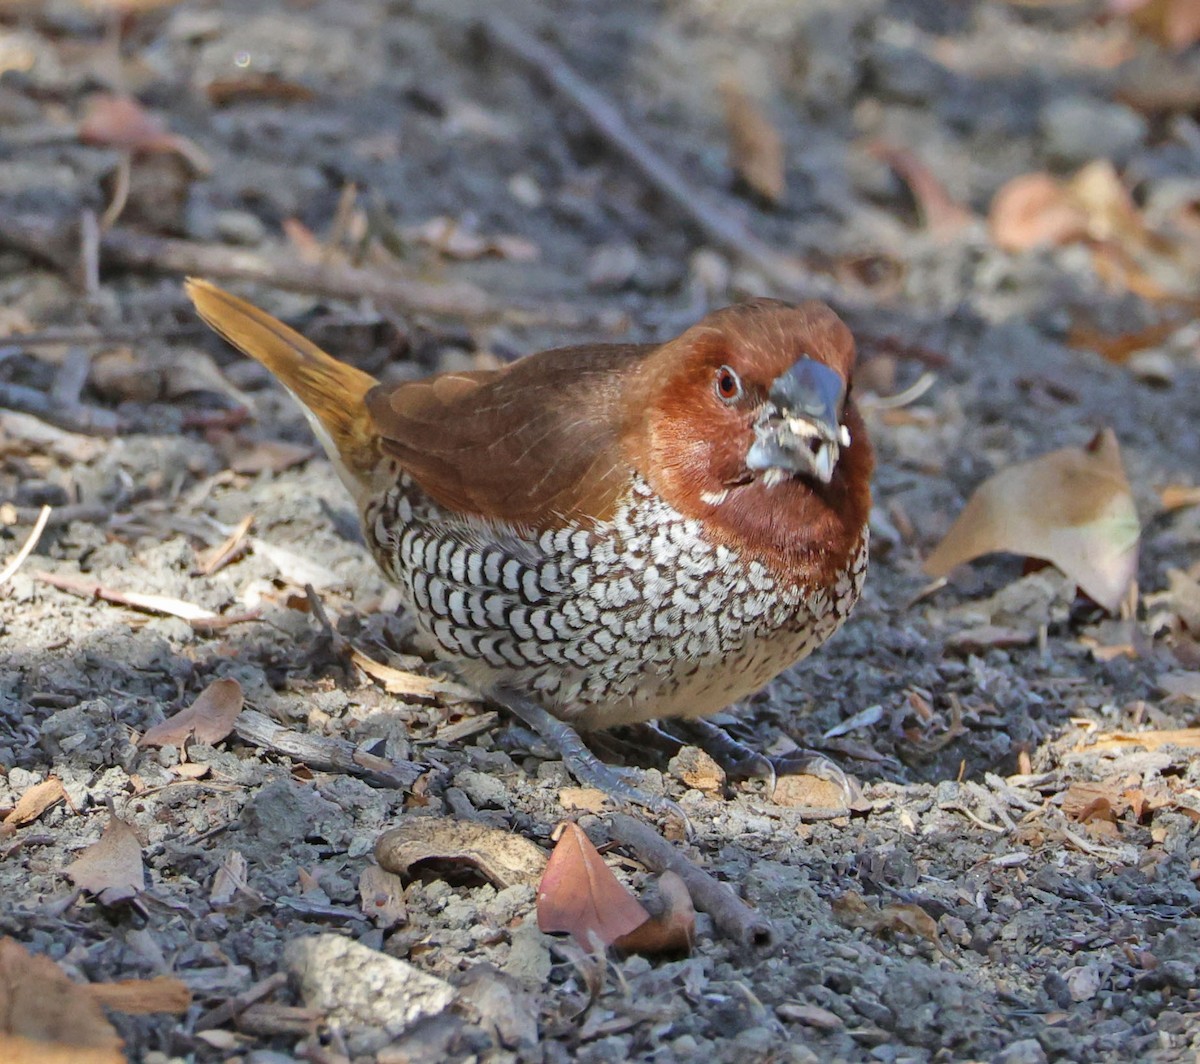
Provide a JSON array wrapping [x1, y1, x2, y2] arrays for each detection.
[[745, 357, 850, 486]]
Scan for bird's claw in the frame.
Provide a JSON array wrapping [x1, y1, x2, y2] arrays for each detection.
[[493, 688, 691, 831]]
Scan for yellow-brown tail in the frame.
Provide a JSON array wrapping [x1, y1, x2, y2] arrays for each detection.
[[186, 279, 382, 499]]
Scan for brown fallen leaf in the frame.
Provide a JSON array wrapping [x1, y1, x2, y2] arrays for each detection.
[[85, 976, 191, 1015], [989, 172, 1088, 252], [0, 938, 124, 1064], [65, 814, 145, 905], [376, 818, 546, 889], [205, 73, 317, 108], [831, 891, 944, 950], [196, 514, 254, 576], [870, 143, 972, 238], [139, 677, 244, 749], [720, 76, 786, 206], [537, 822, 650, 950], [79, 93, 211, 174], [224, 439, 316, 476], [1158, 484, 1200, 512], [924, 429, 1139, 612], [351, 648, 476, 701], [612, 871, 696, 957], [1113, 0, 1200, 50], [2, 776, 67, 830]]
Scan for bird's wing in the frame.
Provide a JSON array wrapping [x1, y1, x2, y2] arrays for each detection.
[[366, 342, 656, 531]]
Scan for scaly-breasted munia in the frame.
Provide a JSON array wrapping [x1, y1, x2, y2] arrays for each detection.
[[187, 280, 872, 790]]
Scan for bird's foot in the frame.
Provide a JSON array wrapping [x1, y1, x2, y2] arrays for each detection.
[[491, 688, 688, 827], [666, 719, 853, 805]]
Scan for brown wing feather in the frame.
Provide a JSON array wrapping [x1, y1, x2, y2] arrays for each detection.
[[366, 343, 656, 530]]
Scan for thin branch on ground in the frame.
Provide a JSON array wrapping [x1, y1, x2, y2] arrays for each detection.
[[481, 16, 845, 305], [232, 709, 423, 789], [608, 813, 775, 950]]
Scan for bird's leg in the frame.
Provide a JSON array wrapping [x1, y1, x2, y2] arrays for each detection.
[[490, 688, 688, 824]]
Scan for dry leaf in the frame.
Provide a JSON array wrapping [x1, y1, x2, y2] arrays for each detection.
[[65, 814, 145, 904], [351, 648, 475, 701], [989, 172, 1088, 252], [247, 538, 342, 590], [720, 76, 786, 206], [79, 94, 211, 173], [205, 73, 317, 108], [1113, 0, 1200, 50], [871, 143, 972, 237], [0, 938, 124, 1064], [832, 891, 943, 949], [1158, 484, 1200, 511], [537, 823, 650, 949], [2, 777, 67, 829], [225, 439, 316, 476], [376, 818, 546, 889], [612, 871, 696, 956], [139, 678, 243, 749], [924, 429, 1139, 612], [85, 976, 190, 1015], [558, 787, 612, 813], [359, 865, 408, 929]]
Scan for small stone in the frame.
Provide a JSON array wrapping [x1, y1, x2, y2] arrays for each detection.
[[1127, 349, 1175, 386], [285, 934, 454, 1055], [214, 209, 267, 246], [1040, 96, 1147, 167], [586, 243, 640, 290], [776, 1002, 844, 1029], [454, 768, 509, 809], [995, 1037, 1048, 1064], [667, 746, 726, 794]]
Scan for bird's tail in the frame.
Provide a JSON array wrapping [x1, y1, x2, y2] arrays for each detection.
[[186, 278, 383, 500]]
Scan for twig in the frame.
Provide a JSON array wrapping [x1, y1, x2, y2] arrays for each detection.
[[50, 348, 91, 409], [1, 325, 206, 348], [480, 16, 842, 304], [0, 503, 113, 528], [0, 212, 590, 325], [232, 709, 422, 789], [80, 209, 100, 299], [195, 972, 288, 1032], [0, 505, 52, 587], [607, 813, 775, 949], [0, 381, 122, 436]]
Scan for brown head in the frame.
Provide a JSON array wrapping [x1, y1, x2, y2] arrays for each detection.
[[626, 298, 873, 585]]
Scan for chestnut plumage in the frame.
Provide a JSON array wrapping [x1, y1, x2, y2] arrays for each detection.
[[187, 280, 873, 730]]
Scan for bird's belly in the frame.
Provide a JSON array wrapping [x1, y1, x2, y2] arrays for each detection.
[[365, 476, 867, 729]]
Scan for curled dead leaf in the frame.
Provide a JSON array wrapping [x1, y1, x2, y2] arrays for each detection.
[[537, 822, 649, 949], [376, 818, 546, 889], [139, 678, 244, 749], [79, 94, 211, 174], [2, 776, 67, 830], [924, 429, 1139, 612]]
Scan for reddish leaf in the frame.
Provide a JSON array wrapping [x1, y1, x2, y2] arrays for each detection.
[[138, 678, 243, 749], [537, 823, 649, 949]]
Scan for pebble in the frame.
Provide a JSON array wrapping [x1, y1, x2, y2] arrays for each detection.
[[213, 208, 267, 246], [994, 1039, 1048, 1064], [1040, 96, 1147, 167]]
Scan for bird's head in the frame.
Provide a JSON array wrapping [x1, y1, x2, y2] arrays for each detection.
[[631, 299, 873, 572]]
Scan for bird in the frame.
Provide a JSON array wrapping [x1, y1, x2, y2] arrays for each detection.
[[187, 279, 873, 806]]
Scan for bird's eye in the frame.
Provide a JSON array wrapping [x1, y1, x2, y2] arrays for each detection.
[[715, 365, 742, 403]]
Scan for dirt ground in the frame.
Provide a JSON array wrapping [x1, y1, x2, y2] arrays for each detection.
[[2, 0, 1199, 1061]]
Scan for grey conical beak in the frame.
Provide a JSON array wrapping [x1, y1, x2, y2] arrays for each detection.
[[745, 358, 849, 485]]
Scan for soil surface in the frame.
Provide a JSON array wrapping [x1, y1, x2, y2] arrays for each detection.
[[1, 1, 1199, 1062]]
